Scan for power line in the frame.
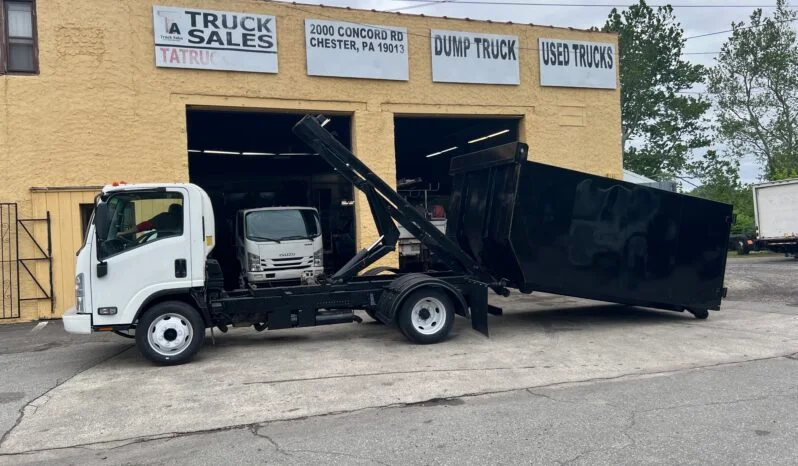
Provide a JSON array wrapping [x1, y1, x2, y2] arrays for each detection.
[[387, 0, 452, 12], [685, 16, 798, 40], [391, 0, 788, 8], [674, 175, 700, 189], [268, 1, 792, 56]]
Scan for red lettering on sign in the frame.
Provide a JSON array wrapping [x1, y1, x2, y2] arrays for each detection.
[[159, 47, 217, 66]]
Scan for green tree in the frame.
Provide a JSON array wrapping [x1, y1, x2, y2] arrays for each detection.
[[688, 151, 755, 235], [603, 0, 711, 181], [707, 0, 798, 180]]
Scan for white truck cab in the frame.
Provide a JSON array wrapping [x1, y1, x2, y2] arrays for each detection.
[[62, 183, 215, 340], [235, 207, 324, 287]]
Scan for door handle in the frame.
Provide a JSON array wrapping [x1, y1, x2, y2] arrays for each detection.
[[175, 259, 187, 278]]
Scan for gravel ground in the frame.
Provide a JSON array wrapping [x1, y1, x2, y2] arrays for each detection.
[[724, 254, 798, 305]]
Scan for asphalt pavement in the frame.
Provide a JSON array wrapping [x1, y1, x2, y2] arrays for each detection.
[[723, 253, 798, 305], [5, 355, 797, 466], [0, 255, 796, 465]]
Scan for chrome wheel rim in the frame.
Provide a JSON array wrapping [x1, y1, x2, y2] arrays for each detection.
[[147, 313, 193, 357], [410, 297, 446, 335]]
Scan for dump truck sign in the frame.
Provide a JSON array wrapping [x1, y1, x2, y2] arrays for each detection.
[[538, 38, 616, 89], [153, 5, 278, 73], [431, 29, 520, 85]]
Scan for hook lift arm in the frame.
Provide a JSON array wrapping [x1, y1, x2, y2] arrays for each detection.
[[292, 114, 508, 296]]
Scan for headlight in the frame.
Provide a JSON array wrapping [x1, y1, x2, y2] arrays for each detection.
[[314, 249, 323, 267], [75, 273, 85, 313], [248, 252, 261, 272]]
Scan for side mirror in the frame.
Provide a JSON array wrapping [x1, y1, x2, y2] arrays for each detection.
[[95, 201, 109, 240]]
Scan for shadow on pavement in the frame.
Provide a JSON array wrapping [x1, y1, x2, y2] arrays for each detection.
[[496, 304, 693, 329]]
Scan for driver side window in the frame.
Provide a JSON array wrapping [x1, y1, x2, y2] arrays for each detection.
[[98, 191, 184, 260]]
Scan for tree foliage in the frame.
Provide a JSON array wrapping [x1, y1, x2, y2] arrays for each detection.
[[688, 151, 755, 235], [707, 0, 798, 181], [603, 0, 711, 181]]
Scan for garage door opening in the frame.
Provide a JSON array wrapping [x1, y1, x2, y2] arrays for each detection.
[[187, 109, 356, 289], [394, 115, 521, 270]]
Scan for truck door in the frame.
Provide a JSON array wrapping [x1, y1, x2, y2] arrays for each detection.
[[91, 188, 193, 326]]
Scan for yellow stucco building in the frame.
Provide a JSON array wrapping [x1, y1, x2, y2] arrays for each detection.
[[0, 0, 621, 322]]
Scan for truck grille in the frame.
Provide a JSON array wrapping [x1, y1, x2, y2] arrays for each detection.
[[260, 256, 313, 270]]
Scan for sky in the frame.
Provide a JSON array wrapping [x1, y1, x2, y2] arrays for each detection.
[[278, 0, 798, 184]]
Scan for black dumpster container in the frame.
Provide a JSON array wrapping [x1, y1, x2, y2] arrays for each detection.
[[447, 142, 732, 313]]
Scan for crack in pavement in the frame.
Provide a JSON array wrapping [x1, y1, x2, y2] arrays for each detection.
[[287, 448, 394, 465], [630, 391, 798, 417], [243, 347, 798, 387], [249, 425, 291, 457], [555, 411, 636, 465], [526, 389, 582, 405], [242, 366, 546, 385], [251, 425, 395, 466], [550, 388, 798, 465], [658, 319, 798, 339], [0, 344, 134, 450], [2, 352, 797, 457]]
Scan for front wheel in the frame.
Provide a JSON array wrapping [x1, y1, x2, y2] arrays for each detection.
[[397, 288, 455, 344], [136, 301, 205, 365], [688, 308, 709, 320]]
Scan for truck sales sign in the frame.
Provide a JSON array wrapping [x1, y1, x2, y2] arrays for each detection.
[[305, 19, 408, 81], [153, 6, 278, 73], [538, 38, 616, 89], [431, 30, 519, 85]]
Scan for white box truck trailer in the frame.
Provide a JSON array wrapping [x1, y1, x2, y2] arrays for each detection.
[[752, 178, 798, 257]]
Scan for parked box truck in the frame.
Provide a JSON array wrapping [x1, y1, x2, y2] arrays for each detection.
[[751, 179, 798, 257]]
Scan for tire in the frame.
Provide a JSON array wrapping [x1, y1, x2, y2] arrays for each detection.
[[135, 301, 205, 365], [736, 241, 750, 256], [397, 288, 455, 344], [688, 308, 709, 320]]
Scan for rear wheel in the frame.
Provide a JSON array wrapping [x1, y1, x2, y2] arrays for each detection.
[[397, 288, 455, 344], [736, 240, 750, 256], [136, 301, 205, 365], [688, 308, 709, 320]]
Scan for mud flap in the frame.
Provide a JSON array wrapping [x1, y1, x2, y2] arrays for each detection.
[[468, 283, 490, 337]]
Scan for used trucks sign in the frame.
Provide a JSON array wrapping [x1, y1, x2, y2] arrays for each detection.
[[431, 29, 520, 85], [153, 5, 278, 73], [538, 38, 616, 89], [305, 19, 408, 81]]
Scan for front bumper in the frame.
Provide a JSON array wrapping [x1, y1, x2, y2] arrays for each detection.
[[62, 306, 92, 335], [247, 267, 323, 284]]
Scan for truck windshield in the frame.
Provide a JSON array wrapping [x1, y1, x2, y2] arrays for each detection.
[[245, 210, 320, 242]]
